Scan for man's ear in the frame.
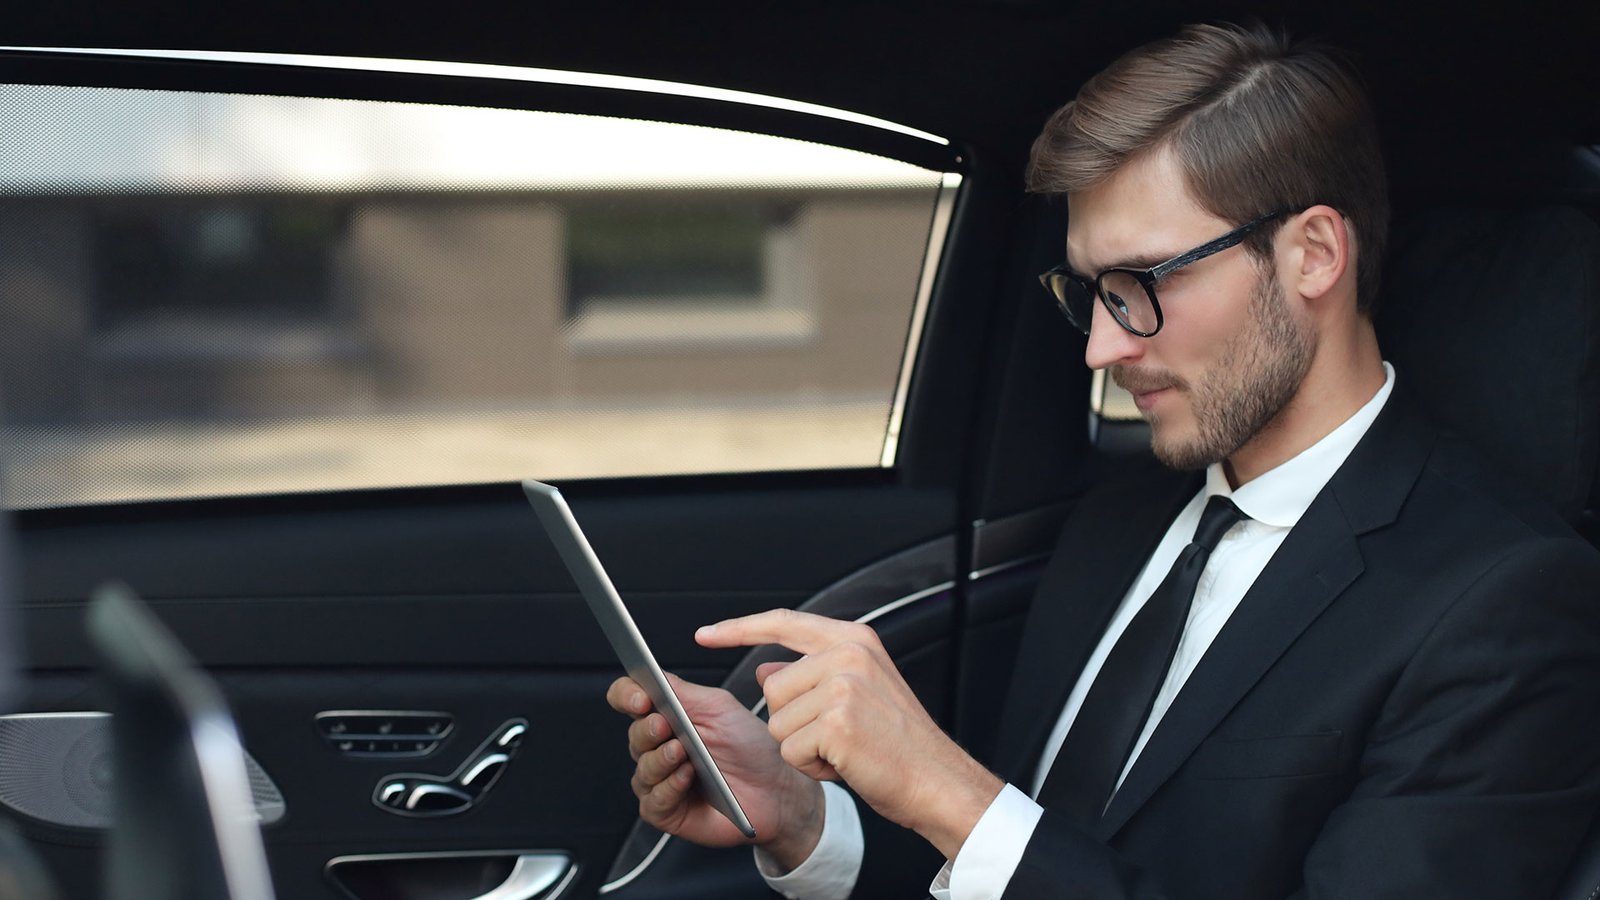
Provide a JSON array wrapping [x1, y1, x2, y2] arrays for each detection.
[[1287, 205, 1351, 305]]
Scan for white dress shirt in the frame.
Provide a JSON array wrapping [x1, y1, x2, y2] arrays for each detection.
[[763, 364, 1396, 900]]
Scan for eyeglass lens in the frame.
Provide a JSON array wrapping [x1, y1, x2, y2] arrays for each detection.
[[1046, 270, 1159, 335], [1098, 271, 1158, 334]]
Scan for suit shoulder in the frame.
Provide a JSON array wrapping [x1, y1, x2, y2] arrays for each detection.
[[1411, 432, 1590, 547], [1363, 432, 1600, 622]]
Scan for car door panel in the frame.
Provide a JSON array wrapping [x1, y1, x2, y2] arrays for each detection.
[[9, 481, 962, 898]]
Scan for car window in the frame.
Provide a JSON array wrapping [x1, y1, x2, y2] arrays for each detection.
[[0, 81, 958, 507]]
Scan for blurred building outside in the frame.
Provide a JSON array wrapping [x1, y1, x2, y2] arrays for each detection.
[[0, 85, 949, 506]]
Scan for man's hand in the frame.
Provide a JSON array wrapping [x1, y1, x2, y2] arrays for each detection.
[[605, 672, 826, 871], [697, 609, 1004, 859]]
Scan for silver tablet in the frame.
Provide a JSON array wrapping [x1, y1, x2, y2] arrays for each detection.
[[522, 479, 757, 839]]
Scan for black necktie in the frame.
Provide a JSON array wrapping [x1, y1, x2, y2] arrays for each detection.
[[1038, 494, 1249, 824]]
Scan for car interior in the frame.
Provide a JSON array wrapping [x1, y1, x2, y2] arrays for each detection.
[[0, 3, 1597, 899]]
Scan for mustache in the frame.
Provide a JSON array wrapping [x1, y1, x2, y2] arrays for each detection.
[[1111, 366, 1187, 394]]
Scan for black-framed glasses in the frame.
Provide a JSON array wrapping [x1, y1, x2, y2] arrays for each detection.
[[1037, 209, 1292, 337]]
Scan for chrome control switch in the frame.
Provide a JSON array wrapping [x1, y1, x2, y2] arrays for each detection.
[[372, 718, 528, 818], [315, 710, 454, 758]]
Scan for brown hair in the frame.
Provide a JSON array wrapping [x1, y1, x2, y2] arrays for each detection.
[[1027, 23, 1389, 313]]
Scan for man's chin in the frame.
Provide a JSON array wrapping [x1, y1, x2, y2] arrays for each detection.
[[1148, 427, 1218, 472]]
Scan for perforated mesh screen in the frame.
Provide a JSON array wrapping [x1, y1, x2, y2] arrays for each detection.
[[0, 713, 285, 828], [0, 84, 951, 507]]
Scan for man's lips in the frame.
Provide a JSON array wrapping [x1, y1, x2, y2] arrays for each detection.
[[1131, 387, 1170, 411], [1112, 369, 1182, 412]]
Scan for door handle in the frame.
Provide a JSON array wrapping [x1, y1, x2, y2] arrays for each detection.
[[326, 850, 573, 900], [465, 853, 573, 900]]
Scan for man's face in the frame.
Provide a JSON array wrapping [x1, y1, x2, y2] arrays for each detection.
[[1066, 148, 1315, 470]]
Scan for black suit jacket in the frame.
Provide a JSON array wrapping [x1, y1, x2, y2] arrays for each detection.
[[982, 394, 1600, 899]]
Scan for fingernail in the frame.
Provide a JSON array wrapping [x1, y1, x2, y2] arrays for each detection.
[[630, 692, 645, 713], [675, 767, 691, 784], [695, 625, 716, 641], [664, 742, 677, 762]]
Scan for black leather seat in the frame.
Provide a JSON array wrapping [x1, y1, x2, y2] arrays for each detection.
[[1376, 206, 1600, 523]]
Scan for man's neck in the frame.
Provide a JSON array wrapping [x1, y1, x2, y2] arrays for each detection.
[[1224, 328, 1386, 488]]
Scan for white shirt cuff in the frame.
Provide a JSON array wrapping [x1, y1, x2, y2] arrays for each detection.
[[754, 781, 863, 900], [928, 783, 1043, 900]]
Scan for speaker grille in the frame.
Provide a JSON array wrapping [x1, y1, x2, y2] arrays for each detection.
[[0, 712, 285, 828]]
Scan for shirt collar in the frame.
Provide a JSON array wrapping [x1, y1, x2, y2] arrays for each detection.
[[1203, 361, 1396, 529]]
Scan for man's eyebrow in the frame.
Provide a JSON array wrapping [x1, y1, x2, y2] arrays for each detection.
[[1116, 252, 1176, 270], [1072, 250, 1178, 275]]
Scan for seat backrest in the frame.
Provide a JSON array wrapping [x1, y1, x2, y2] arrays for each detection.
[[1375, 206, 1600, 522]]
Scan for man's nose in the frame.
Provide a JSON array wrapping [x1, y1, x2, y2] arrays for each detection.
[[1083, 297, 1143, 370]]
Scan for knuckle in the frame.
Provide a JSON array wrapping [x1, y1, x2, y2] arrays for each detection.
[[820, 704, 850, 733], [779, 740, 807, 769], [640, 793, 664, 818], [838, 639, 875, 669], [764, 710, 786, 741], [848, 622, 880, 646], [643, 781, 672, 812], [823, 705, 861, 745], [761, 681, 786, 713], [829, 671, 862, 702]]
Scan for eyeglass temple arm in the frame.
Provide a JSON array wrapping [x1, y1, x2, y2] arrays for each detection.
[[1148, 231, 1246, 280], [1147, 209, 1299, 281]]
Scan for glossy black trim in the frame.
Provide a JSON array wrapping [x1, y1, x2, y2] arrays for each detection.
[[0, 50, 964, 172], [970, 502, 1070, 578]]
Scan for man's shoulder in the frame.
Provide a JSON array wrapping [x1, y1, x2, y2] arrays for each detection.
[[1408, 427, 1587, 546], [1337, 391, 1589, 550], [1360, 424, 1600, 611]]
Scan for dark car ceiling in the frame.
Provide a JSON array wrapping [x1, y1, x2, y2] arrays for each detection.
[[7, 0, 1599, 190]]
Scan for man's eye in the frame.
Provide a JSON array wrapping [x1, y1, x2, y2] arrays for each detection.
[[1152, 269, 1189, 290]]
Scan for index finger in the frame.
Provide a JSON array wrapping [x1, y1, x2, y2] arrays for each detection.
[[606, 675, 653, 716], [695, 608, 872, 656]]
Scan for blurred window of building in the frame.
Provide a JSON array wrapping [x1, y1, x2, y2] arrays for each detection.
[[0, 81, 956, 508]]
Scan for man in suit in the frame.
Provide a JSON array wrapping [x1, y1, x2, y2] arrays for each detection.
[[607, 22, 1600, 898]]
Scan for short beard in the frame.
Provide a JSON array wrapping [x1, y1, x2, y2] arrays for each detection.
[[1114, 267, 1315, 471]]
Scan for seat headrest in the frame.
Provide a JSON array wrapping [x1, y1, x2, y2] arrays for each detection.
[[1375, 206, 1600, 521]]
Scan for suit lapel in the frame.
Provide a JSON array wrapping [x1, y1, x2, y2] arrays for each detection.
[[1093, 394, 1436, 839], [995, 467, 1200, 783]]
